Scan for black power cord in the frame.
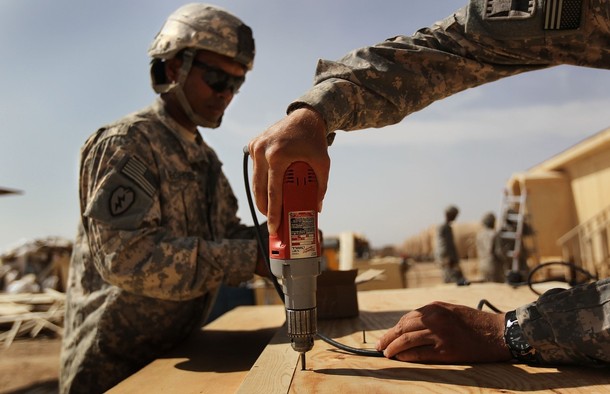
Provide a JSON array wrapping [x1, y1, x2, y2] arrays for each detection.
[[526, 261, 598, 296], [242, 148, 283, 299], [477, 261, 598, 313], [242, 150, 383, 358], [477, 299, 504, 313]]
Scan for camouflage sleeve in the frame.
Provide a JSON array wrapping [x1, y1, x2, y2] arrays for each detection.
[[209, 172, 260, 287], [435, 224, 455, 262], [81, 131, 257, 301], [290, 0, 609, 133], [516, 278, 610, 365]]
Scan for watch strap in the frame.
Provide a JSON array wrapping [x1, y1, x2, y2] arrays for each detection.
[[504, 310, 538, 363]]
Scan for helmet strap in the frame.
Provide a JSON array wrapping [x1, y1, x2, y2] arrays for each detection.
[[174, 49, 220, 129]]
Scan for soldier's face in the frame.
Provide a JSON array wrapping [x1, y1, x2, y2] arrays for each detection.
[[184, 50, 247, 124]]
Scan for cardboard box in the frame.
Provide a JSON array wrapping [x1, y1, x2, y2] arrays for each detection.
[[316, 269, 359, 320]]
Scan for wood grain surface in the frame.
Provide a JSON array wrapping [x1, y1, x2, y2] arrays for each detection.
[[108, 304, 285, 394], [240, 283, 610, 394]]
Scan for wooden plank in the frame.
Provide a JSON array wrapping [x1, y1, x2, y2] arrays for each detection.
[[291, 352, 610, 393], [239, 283, 610, 393], [108, 305, 285, 394], [236, 325, 299, 394]]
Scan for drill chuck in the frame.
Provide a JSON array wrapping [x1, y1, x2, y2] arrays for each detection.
[[286, 308, 317, 353]]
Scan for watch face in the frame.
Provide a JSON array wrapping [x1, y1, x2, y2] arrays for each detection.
[[512, 336, 531, 351], [507, 319, 532, 353]]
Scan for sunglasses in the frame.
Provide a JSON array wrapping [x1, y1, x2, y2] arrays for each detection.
[[191, 59, 245, 93]]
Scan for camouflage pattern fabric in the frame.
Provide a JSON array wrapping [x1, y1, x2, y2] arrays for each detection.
[[435, 223, 464, 283], [476, 227, 505, 283], [60, 99, 258, 393], [148, 3, 255, 69], [288, 0, 609, 365], [290, 0, 610, 133], [517, 279, 610, 364]]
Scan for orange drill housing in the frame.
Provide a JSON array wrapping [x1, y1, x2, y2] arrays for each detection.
[[269, 161, 320, 260]]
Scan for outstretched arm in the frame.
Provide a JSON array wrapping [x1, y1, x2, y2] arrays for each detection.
[[249, 0, 607, 233]]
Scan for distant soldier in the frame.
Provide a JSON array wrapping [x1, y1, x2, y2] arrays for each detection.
[[435, 205, 467, 285], [476, 212, 505, 283]]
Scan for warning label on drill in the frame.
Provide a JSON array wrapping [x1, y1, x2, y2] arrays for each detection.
[[288, 210, 317, 259]]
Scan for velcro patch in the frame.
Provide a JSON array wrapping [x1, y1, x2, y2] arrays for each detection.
[[84, 155, 157, 230], [543, 0, 582, 30], [120, 156, 156, 197], [483, 0, 536, 20]]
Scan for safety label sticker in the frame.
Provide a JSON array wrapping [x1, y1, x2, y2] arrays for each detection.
[[289, 210, 317, 259]]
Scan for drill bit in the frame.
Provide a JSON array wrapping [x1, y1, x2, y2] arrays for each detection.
[[300, 352, 306, 370]]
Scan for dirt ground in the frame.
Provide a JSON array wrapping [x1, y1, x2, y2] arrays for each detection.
[[0, 337, 61, 394]]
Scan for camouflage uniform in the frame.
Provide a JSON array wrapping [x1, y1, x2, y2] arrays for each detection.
[[435, 222, 464, 283], [518, 279, 610, 364], [476, 226, 505, 283], [290, 0, 609, 133], [288, 0, 610, 365], [60, 99, 259, 393]]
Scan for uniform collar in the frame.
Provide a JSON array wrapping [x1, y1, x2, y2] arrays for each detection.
[[152, 98, 209, 164]]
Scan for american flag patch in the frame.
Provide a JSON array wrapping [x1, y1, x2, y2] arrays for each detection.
[[544, 0, 582, 30], [121, 156, 156, 197]]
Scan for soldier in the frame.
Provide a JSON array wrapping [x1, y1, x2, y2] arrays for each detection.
[[435, 205, 467, 284], [476, 212, 506, 283], [60, 4, 267, 393], [248, 1, 610, 366]]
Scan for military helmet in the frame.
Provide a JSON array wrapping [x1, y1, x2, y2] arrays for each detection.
[[445, 205, 459, 221], [148, 3, 255, 69], [445, 205, 459, 216], [482, 212, 496, 229]]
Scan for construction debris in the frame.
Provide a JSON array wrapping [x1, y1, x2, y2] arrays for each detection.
[[1, 236, 72, 293], [0, 289, 65, 348], [0, 237, 72, 348]]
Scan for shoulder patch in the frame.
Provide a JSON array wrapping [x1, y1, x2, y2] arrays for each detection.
[[483, 0, 536, 20], [110, 186, 136, 216], [119, 156, 157, 197], [84, 155, 157, 230], [543, 0, 582, 30]]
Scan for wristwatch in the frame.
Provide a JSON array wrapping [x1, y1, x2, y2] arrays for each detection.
[[504, 310, 538, 363]]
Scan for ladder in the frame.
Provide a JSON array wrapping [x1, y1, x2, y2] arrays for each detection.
[[497, 188, 536, 279]]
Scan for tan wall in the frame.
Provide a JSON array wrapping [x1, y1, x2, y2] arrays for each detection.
[[563, 146, 610, 277], [567, 150, 610, 223], [508, 172, 576, 260], [507, 127, 610, 273], [528, 127, 610, 225]]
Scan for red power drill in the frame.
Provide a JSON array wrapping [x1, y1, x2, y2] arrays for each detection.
[[269, 161, 322, 370]]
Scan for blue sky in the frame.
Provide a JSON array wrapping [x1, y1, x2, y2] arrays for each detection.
[[1, 0, 609, 252]]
